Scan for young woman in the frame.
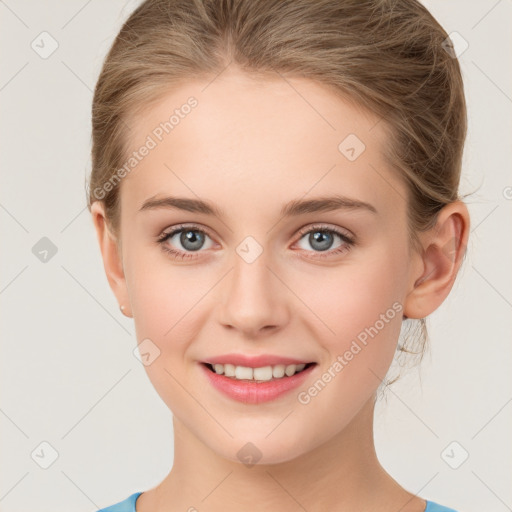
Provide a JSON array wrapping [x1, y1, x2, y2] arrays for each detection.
[[88, 0, 470, 510]]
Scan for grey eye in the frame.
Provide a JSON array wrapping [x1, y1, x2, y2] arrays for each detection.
[[297, 230, 344, 252], [164, 228, 214, 252]]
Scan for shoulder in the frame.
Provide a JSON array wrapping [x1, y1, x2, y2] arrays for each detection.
[[425, 500, 460, 512], [96, 492, 143, 512]]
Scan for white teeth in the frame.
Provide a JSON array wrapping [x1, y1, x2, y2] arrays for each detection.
[[235, 366, 253, 380], [224, 364, 236, 377], [208, 362, 310, 381], [253, 366, 273, 381], [272, 364, 285, 378], [285, 365, 296, 376]]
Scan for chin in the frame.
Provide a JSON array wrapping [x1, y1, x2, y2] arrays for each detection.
[[216, 431, 312, 467]]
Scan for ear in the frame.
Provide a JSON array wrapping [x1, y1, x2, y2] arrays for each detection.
[[90, 201, 132, 318], [403, 200, 470, 319]]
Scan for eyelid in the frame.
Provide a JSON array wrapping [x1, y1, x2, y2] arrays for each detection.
[[295, 223, 355, 244], [157, 222, 214, 241]]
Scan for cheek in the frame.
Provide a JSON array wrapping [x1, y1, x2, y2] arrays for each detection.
[[287, 251, 407, 434], [124, 240, 200, 336], [124, 246, 218, 384], [291, 246, 408, 369], [124, 251, 207, 412]]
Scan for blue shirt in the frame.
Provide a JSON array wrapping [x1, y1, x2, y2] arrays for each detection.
[[96, 491, 460, 511]]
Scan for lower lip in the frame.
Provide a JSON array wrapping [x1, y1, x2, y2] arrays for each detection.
[[200, 363, 317, 404]]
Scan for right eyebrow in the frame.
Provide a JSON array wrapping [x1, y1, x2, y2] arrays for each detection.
[[139, 195, 224, 217]]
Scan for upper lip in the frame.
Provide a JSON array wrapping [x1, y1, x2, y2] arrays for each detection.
[[203, 354, 315, 367]]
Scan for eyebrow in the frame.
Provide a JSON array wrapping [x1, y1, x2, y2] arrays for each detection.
[[139, 194, 378, 217]]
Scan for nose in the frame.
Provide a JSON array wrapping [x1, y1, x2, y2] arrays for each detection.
[[218, 249, 290, 338]]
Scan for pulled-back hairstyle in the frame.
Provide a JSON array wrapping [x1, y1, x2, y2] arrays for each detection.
[[87, 0, 470, 389]]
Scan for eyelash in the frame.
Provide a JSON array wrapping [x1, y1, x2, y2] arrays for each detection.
[[156, 223, 355, 261]]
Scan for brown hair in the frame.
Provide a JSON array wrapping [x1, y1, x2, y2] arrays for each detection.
[[86, 0, 470, 388]]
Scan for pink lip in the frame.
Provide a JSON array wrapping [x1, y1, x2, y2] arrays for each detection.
[[200, 362, 317, 404], [203, 353, 314, 367]]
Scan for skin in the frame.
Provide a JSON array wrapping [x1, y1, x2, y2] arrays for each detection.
[[91, 66, 470, 512]]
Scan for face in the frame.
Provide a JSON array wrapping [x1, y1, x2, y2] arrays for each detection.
[[110, 68, 416, 464]]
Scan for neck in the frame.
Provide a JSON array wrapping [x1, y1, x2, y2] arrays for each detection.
[[141, 395, 422, 512]]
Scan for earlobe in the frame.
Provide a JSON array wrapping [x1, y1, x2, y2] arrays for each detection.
[[403, 201, 470, 319], [90, 201, 133, 318]]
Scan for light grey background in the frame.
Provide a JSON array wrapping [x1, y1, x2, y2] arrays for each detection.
[[1, 1, 511, 511]]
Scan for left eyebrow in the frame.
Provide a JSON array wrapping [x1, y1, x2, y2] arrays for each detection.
[[138, 193, 378, 218], [279, 194, 378, 217]]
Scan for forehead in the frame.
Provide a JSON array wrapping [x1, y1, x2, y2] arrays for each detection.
[[119, 68, 407, 219]]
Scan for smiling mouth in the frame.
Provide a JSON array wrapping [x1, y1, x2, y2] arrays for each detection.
[[202, 362, 317, 381]]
